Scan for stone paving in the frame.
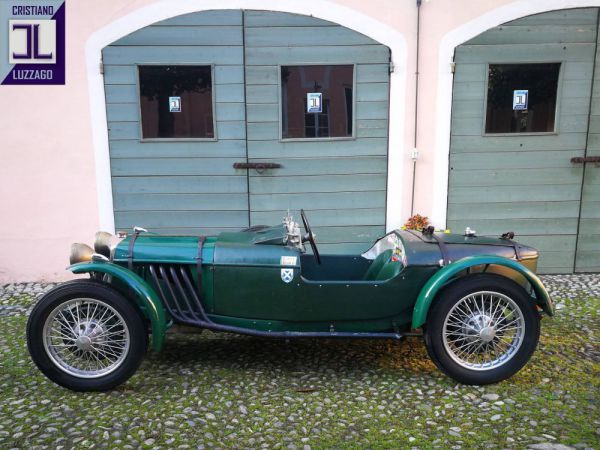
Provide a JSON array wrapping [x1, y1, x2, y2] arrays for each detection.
[[0, 275, 598, 449]]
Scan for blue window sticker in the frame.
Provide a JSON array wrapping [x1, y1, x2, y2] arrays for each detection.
[[169, 96, 181, 112], [513, 89, 528, 110], [307, 92, 322, 113]]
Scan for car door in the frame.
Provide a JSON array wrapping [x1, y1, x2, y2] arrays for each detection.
[[211, 237, 306, 321]]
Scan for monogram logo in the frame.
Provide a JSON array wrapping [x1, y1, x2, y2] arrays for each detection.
[[9, 20, 56, 64]]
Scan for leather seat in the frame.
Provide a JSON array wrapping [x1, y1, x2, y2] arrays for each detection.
[[363, 249, 403, 281], [375, 258, 403, 280], [362, 249, 393, 280]]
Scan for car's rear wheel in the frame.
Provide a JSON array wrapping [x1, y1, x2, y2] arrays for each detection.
[[27, 280, 147, 391], [424, 274, 540, 385]]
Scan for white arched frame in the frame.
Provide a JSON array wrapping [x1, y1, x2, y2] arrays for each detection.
[[85, 0, 408, 233], [431, 0, 600, 228]]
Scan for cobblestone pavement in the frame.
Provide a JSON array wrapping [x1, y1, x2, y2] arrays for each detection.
[[0, 275, 598, 449]]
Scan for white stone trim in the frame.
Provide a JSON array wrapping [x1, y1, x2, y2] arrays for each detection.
[[85, 0, 408, 233], [431, 0, 600, 229]]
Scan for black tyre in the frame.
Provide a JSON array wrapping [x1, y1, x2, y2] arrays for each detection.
[[424, 274, 540, 385], [27, 280, 147, 391]]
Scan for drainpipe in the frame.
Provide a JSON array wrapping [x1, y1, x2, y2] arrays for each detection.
[[410, 0, 422, 216]]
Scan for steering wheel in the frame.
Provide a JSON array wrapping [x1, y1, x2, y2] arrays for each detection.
[[300, 209, 321, 264]]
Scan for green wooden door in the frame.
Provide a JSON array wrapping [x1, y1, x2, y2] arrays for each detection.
[[103, 10, 249, 235], [576, 21, 600, 272], [448, 8, 599, 273], [243, 11, 390, 254], [103, 10, 390, 253]]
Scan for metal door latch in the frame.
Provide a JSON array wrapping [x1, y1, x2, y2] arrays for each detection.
[[571, 156, 600, 164], [233, 162, 282, 173]]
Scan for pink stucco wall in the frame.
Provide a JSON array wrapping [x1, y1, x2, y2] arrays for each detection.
[[0, 0, 573, 282]]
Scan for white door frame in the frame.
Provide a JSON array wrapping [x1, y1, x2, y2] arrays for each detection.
[[86, 0, 407, 233], [431, 0, 600, 228]]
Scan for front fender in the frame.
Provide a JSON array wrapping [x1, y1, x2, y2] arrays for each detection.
[[412, 255, 554, 330], [69, 261, 167, 351]]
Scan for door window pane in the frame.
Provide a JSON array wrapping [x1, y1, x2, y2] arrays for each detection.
[[485, 63, 560, 134], [139, 65, 214, 139], [281, 65, 354, 139]]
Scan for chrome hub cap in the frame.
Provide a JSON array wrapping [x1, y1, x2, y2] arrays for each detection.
[[442, 291, 525, 370], [479, 326, 496, 343], [75, 335, 93, 351], [42, 298, 130, 378]]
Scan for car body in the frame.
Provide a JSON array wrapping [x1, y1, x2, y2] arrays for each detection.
[[27, 211, 554, 391]]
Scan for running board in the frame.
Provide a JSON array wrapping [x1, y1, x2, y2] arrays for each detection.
[[198, 321, 405, 340]]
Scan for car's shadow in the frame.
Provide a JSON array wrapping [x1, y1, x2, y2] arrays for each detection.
[[143, 331, 437, 378]]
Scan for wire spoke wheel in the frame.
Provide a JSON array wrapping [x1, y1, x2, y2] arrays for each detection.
[[42, 298, 130, 378], [442, 291, 525, 371]]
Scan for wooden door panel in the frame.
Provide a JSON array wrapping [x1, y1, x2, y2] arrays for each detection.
[[103, 10, 250, 234], [447, 8, 598, 273], [243, 11, 390, 254]]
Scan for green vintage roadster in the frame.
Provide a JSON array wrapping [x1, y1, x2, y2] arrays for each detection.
[[27, 211, 554, 391]]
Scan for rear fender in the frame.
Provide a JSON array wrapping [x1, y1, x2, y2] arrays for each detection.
[[412, 255, 554, 330], [69, 261, 167, 351]]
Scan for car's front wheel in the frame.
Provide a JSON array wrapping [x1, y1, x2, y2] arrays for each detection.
[[27, 280, 147, 391], [424, 274, 540, 385]]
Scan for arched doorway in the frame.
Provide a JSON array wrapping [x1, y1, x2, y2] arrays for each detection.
[[101, 9, 393, 253], [446, 8, 600, 273]]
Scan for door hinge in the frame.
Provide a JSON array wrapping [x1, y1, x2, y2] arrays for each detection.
[[389, 61, 395, 73], [450, 61, 456, 73], [99, 60, 104, 75]]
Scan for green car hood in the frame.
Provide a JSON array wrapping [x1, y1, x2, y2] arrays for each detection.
[[113, 225, 289, 265], [113, 235, 217, 264]]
